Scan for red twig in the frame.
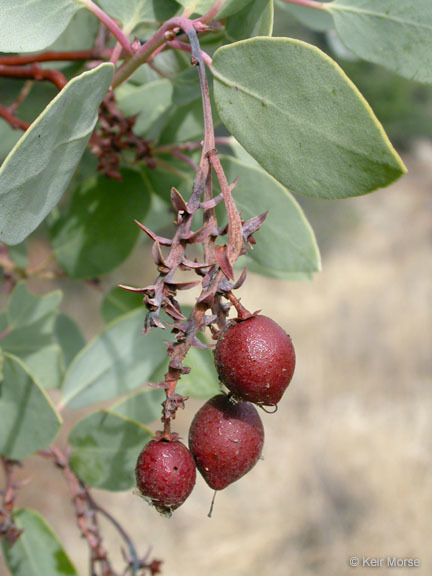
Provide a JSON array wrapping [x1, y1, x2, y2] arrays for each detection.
[[112, 0, 224, 88], [0, 64, 66, 90], [0, 105, 29, 131], [43, 446, 115, 576], [0, 457, 23, 546], [0, 50, 95, 66]]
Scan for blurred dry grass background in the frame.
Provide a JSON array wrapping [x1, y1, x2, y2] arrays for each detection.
[[1, 141, 431, 576]]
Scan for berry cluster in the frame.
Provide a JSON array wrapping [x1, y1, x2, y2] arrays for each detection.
[[135, 314, 295, 514]]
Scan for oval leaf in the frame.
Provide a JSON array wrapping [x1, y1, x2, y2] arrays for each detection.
[[220, 155, 321, 276], [178, 347, 221, 398], [54, 313, 86, 368], [61, 309, 168, 409], [51, 170, 150, 278], [0, 63, 114, 246], [326, 0, 432, 84], [98, 0, 179, 30], [69, 410, 152, 490], [0, 0, 83, 53], [2, 284, 64, 388], [211, 37, 406, 199], [101, 286, 142, 323], [176, 0, 251, 18], [0, 354, 61, 459], [2, 508, 78, 576], [149, 344, 221, 399], [278, 0, 333, 32], [112, 387, 165, 424], [116, 79, 173, 136], [225, 0, 274, 42]]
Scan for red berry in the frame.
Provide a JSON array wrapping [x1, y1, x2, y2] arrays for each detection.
[[214, 315, 296, 405], [135, 439, 196, 514], [188, 394, 264, 490]]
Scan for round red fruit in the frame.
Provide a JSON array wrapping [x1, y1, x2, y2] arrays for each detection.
[[214, 315, 295, 405], [189, 394, 264, 490], [135, 439, 196, 514]]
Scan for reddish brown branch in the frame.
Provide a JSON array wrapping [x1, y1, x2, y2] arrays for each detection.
[[44, 446, 115, 576], [0, 105, 30, 131], [0, 50, 95, 66], [0, 64, 66, 90], [0, 457, 23, 546]]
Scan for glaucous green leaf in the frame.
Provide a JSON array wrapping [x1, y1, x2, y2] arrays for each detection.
[[116, 79, 173, 136], [0, 121, 21, 164], [159, 99, 205, 144], [6, 283, 62, 329], [2, 508, 78, 576], [139, 184, 175, 233], [0, 63, 114, 245], [178, 347, 221, 398], [7, 241, 27, 269], [13, 82, 58, 125], [46, 7, 99, 53], [101, 286, 142, 323], [69, 410, 152, 490], [176, 0, 251, 18], [277, 0, 333, 32], [0, 0, 84, 53], [112, 387, 164, 424], [51, 170, 149, 278], [97, 0, 179, 30], [325, 0, 432, 84], [1, 335, 63, 389], [211, 37, 406, 199], [225, 0, 274, 42], [219, 156, 321, 275], [61, 309, 168, 409], [149, 343, 221, 399], [0, 354, 61, 459], [54, 313, 86, 368], [1, 283, 64, 388]]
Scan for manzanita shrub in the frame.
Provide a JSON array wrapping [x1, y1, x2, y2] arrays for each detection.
[[0, 0, 429, 574]]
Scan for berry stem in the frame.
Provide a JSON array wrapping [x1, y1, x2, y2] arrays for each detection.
[[225, 291, 252, 320]]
